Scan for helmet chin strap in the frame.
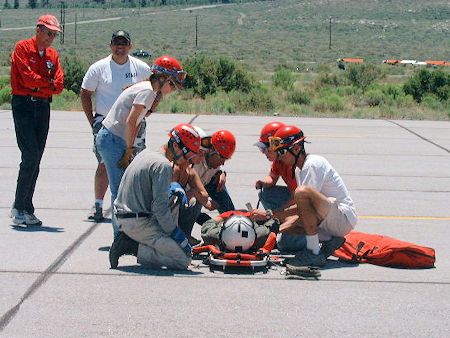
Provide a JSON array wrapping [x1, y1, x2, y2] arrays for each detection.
[[288, 144, 304, 178], [169, 141, 184, 163]]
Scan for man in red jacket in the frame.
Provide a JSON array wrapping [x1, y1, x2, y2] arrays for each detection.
[[9, 14, 64, 226]]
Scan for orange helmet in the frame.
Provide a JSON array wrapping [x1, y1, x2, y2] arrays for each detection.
[[168, 123, 201, 155], [269, 125, 306, 152], [211, 130, 236, 159], [254, 121, 286, 150], [152, 55, 187, 88]]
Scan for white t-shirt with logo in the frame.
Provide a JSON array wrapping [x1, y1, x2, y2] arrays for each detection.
[[295, 154, 357, 226], [81, 55, 151, 116], [102, 81, 157, 141]]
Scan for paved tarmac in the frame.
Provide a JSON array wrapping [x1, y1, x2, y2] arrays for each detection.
[[0, 110, 449, 337]]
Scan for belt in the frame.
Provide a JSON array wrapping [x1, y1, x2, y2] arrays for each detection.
[[30, 96, 50, 102], [13, 94, 51, 102], [115, 212, 150, 219]]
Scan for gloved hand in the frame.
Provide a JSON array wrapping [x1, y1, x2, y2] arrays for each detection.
[[168, 182, 188, 207], [117, 147, 133, 169], [267, 218, 280, 234], [170, 227, 192, 257]]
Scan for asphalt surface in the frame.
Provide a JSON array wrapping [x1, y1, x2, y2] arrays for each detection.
[[0, 110, 449, 337]]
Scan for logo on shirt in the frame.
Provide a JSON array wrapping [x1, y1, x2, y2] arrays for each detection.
[[125, 72, 137, 79]]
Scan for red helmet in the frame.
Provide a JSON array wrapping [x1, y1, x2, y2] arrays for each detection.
[[211, 130, 236, 159], [270, 125, 306, 152], [168, 123, 201, 154], [259, 121, 286, 143], [152, 55, 187, 88]]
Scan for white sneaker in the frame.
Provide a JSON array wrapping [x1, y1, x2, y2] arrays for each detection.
[[10, 208, 26, 225], [23, 212, 42, 226]]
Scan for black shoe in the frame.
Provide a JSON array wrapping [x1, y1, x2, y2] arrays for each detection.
[[320, 236, 346, 258], [109, 232, 139, 269]]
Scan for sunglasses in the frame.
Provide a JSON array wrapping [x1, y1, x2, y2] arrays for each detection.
[[111, 39, 130, 46], [40, 27, 58, 38]]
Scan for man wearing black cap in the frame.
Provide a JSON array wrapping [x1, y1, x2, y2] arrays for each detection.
[[81, 30, 151, 222]]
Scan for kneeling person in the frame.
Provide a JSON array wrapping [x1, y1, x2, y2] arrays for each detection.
[[109, 124, 201, 270]]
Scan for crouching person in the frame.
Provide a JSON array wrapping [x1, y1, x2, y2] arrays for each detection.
[[109, 124, 201, 270]]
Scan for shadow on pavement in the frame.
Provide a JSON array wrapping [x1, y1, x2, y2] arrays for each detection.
[[115, 265, 204, 276], [10, 224, 64, 233], [321, 259, 359, 270]]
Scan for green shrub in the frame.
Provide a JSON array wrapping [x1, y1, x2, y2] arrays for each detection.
[[168, 99, 187, 114], [421, 94, 444, 111], [287, 90, 310, 105], [272, 67, 295, 90], [314, 72, 343, 88], [0, 76, 10, 88], [61, 56, 87, 95], [404, 68, 450, 102], [346, 63, 382, 92], [228, 86, 274, 112], [365, 89, 386, 107], [313, 93, 344, 112], [51, 89, 80, 110], [0, 86, 11, 105], [184, 54, 254, 98], [210, 95, 236, 114]]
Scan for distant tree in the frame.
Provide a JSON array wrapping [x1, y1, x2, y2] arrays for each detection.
[[4, 0, 11, 9], [14, 0, 19, 8], [40, 0, 49, 7], [346, 63, 381, 92], [404, 68, 450, 103]]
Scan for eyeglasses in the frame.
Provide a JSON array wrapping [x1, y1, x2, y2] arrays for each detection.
[[111, 39, 130, 46], [39, 26, 58, 38]]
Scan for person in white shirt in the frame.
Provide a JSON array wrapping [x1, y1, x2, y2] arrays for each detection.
[[250, 125, 357, 267], [80, 30, 151, 222]]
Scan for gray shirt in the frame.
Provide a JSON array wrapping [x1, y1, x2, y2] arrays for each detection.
[[114, 149, 176, 234]]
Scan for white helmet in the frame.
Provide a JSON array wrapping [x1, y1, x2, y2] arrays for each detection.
[[193, 126, 210, 151], [220, 215, 256, 252]]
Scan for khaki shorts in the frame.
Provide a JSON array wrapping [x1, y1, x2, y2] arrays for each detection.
[[317, 197, 354, 241]]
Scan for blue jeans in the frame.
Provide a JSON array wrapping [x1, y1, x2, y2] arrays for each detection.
[[259, 186, 306, 253], [96, 127, 126, 237]]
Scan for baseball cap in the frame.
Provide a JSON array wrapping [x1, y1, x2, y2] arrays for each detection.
[[111, 30, 131, 43], [36, 14, 62, 32]]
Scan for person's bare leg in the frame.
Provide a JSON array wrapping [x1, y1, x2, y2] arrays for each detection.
[[95, 163, 109, 200]]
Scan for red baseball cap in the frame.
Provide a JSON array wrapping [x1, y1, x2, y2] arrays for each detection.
[[37, 14, 62, 32]]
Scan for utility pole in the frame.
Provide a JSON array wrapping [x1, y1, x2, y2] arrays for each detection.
[[195, 15, 198, 48], [60, 1, 66, 45], [329, 16, 332, 49], [74, 12, 77, 44]]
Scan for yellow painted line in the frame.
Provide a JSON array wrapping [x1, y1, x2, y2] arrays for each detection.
[[360, 215, 450, 221]]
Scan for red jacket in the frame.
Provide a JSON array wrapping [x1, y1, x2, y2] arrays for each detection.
[[271, 159, 297, 192], [10, 36, 64, 98]]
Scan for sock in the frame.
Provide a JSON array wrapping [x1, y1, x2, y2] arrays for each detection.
[[306, 234, 320, 255], [95, 199, 103, 208]]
